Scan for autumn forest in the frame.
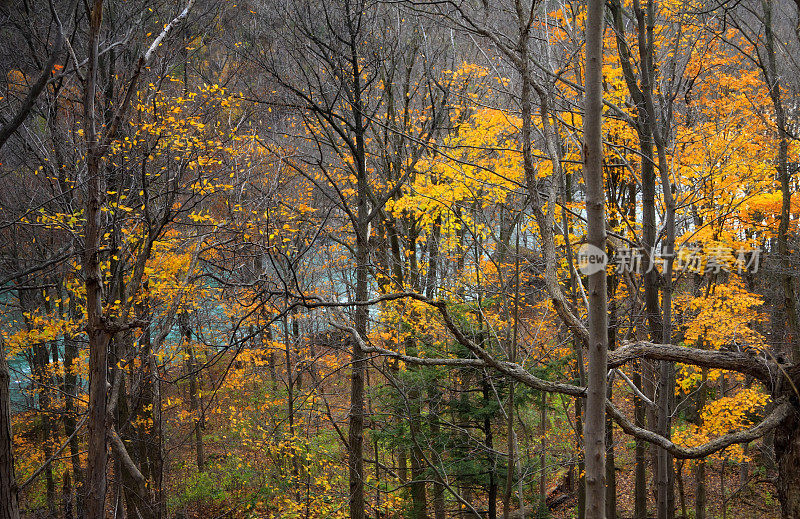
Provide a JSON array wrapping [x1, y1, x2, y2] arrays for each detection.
[[1, 0, 799, 518]]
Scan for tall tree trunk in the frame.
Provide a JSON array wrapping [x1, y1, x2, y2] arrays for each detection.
[[350, 227, 368, 519], [148, 353, 165, 519], [282, 309, 299, 480], [503, 382, 516, 519], [504, 238, 521, 519], [609, 4, 665, 515], [63, 471, 73, 519], [426, 229, 445, 519], [84, 2, 111, 517], [31, 334, 56, 516], [140, 287, 164, 519], [676, 461, 687, 519], [349, 14, 369, 515], [583, 0, 608, 515]]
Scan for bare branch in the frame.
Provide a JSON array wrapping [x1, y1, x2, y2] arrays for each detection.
[[610, 342, 774, 384], [0, 33, 63, 150], [20, 416, 87, 490], [608, 399, 793, 459]]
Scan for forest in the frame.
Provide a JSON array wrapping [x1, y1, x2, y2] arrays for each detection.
[[1, 0, 800, 518]]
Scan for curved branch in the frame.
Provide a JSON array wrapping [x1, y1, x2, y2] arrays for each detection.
[[610, 341, 773, 384], [608, 399, 793, 459], [332, 310, 794, 461]]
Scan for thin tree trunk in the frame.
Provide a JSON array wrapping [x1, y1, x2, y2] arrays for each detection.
[[606, 280, 618, 519], [33, 337, 56, 516], [148, 353, 165, 519], [539, 391, 547, 510], [694, 460, 706, 519], [576, 394, 586, 519], [63, 299, 84, 519], [63, 471, 73, 519], [188, 347, 204, 473], [349, 17, 369, 515], [720, 459, 726, 519], [504, 236, 521, 519], [406, 336, 428, 519], [634, 369, 647, 519], [483, 375, 497, 519], [429, 383, 445, 519], [676, 461, 686, 519], [283, 310, 299, 479], [503, 388, 516, 519]]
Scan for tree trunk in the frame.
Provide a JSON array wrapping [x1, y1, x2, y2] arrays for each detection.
[[282, 310, 299, 479], [504, 236, 521, 519], [483, 376, 497, 519], [429, 384, 445, 519], [148, 353, 165, 519], [540, 391, 547, 510], [0, 343, 20, 519], [32, 335, 56, 516], [187, 343, 204, 473], [774, 407, 800, 519], [694, 368, 707, 519], [583, 0, 608, 515], [694, 460, 705, 519], [63, 300, 84, 519], [606, 280, 618, 519], [676, 461, 686, 519], [762, 0, 800, 362], [407, 337, 428, 519], [349, 21, 369, 515], [63, 470, 73, 519], [634, 369, 647, 519], [84, 1, 112, 516]]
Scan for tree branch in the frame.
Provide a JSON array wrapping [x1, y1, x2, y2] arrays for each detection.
[[610, 342, 774, 384], [0, 33, 64, 150], [20, 416, 87, 490], [608, 398, 793, 459]]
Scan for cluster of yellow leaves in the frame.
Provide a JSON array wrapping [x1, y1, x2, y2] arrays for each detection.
[[386, 104, 523, 238], [676, 367, 725, 393], [673, 387, 769, 463], [682, 280, 766, 351]]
